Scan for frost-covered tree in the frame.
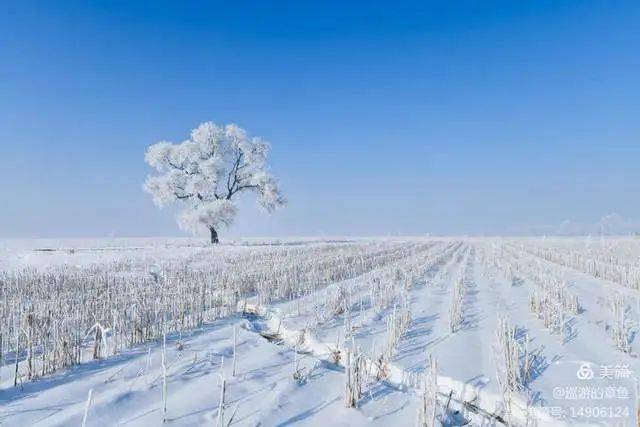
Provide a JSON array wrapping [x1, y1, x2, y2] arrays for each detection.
[[144, 122, 285, 244]]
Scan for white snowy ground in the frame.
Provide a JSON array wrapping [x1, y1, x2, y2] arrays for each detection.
[[1, 237, 639, 426]]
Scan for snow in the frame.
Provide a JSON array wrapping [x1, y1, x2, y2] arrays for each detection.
[[1, 237, 639, 426]]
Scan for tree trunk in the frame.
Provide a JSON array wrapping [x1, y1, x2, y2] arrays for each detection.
[[210, 227, 219, 244]]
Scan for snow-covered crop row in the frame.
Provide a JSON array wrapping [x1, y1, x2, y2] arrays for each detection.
[[0, 241, 434, 384], [2, 237, 640, 426], [513, 239, 640, 290]]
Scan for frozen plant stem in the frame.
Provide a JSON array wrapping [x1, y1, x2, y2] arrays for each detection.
[[449, 276, 465, 333], [217, 357, 226, 427], [611, 294, 632, 353], [232, 326, 237, 377], [14, 325, 19, 387], [82, 388, 93, 427], [417, 355, 438, 427], [344, 347, 363, 408], [293, 343, 298, 377], [162, 331, 167, 422]]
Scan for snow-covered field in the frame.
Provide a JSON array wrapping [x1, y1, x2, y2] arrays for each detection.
[[1, 237, 640, 426]]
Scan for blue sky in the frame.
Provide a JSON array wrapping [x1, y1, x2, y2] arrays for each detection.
[[1, 1, 638, 237]]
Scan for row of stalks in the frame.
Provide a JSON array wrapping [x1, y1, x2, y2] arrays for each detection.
[[0, 241, 433, 385], [516, 241, 640, 290]]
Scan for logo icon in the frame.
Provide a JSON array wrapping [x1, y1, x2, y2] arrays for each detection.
[[576, 362, 594, 380]]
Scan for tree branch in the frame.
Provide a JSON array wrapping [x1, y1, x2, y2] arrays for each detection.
[[168, 160, 197, 176], [225, 149, 244, 199], [226, 184, 259, 199]]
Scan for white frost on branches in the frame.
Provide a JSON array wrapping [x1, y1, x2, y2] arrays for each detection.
[[143, 122, 285, 237], [177, 200, 237, 235]]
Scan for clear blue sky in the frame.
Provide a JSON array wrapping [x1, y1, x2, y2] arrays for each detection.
[[1, 1, 638, 238]]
